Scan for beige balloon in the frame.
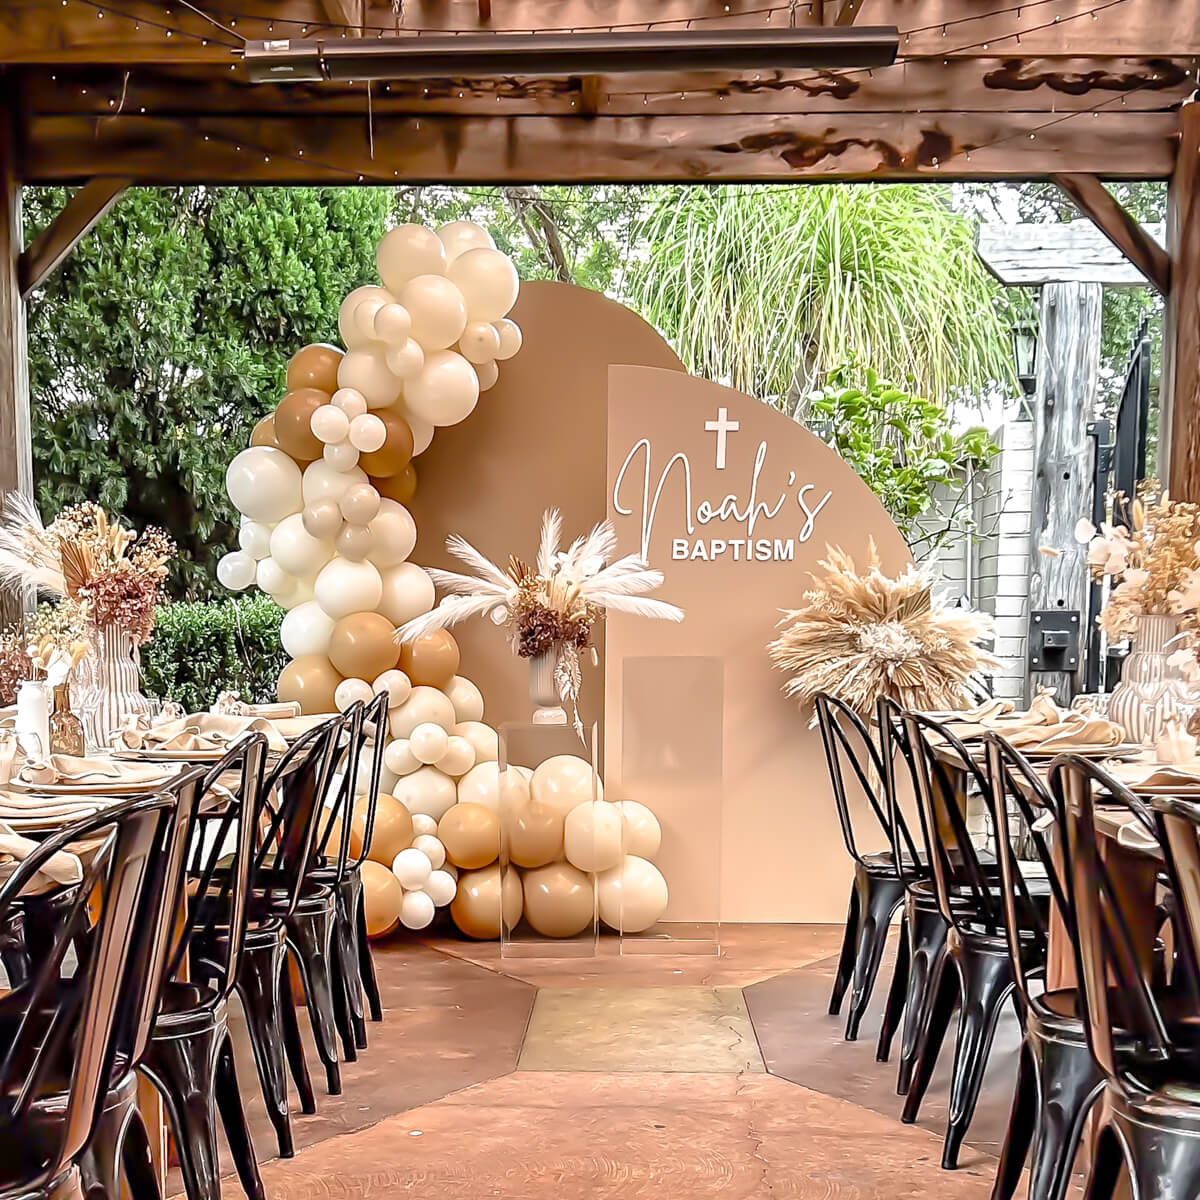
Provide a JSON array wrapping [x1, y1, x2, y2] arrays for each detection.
[[617, 800, 663, 860], [355, 793, 414, 867], [503, 801, 563, 870], [563, 799, 624, 873], [522, 862, 595, 939], [361, 859, 404, 937], [450, 863, 522, 939], [453, 721, 498, 764], [596, 855, 669, 934], [530, 754, 602, 818], [438, 801, 500, 870]]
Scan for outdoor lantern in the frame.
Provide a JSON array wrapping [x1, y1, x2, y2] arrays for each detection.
[[1011, 319, 1038, 396]]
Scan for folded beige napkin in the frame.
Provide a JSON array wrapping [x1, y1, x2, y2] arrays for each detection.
[[115, 712, 287, 754], [1105, 757, 1200, 791], [961, 698, 1015, 722], [213, 692, 301, 720], [1003, 713, 1125, 752], [0, 819, 83, 894], [13, 754, 173, 788]]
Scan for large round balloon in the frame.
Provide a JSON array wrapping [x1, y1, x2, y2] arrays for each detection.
[[270, 512, 334, 578], [503, 801, 564, 870], [596, 855, 669, 933], [435, 735, 476, 778], [394, 765, 458, 821], [226, 447, 303, 524], [287, 343, 343, 393], [338, 286, 392, 349], [353, 792, 414, 867], [522, 862, 594, 939], [375, 463, 418, 506], [279, 600, 337, 659], [361, 859, 404, 937], [444, 675, 484, 724], [409, 721, 449, 765], [438, 802, 500, 870], [328, 611, 400, 680], [314, 557, 383, 621], [399, 275, 468, 351], [216, 551, 256, 592], [377, 562, 435, 627], [399, 890, 436, 931], [276, 655, 341, 715], [301, 460, 368, 508], [239, 520, 274, 561], [617, 800, 662, 860], [338, 347, 402, 409], [388, 685, 456, 739], [399, 629, 460, 689], [377, 224, 447, 293], [356, 409, 414, 478], [273, 388, 328, 462], [530, 755, 603, 818], [404, 350, 480, 428], [447, 247, 520, 323], [250, 414, 282, 449], [450, 863, 522, 939], [454, 721, 498, 764], [563, 799, 624, 873], [366, 499, 416, 569], [437, 220, 495, 264]]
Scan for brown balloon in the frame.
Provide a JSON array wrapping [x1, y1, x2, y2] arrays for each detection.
[[276, 654, 341, 715], [250, 414, 281, 450], [400, 629, 460, 690], [375, 463, 417, 505], [356, 408, 414, 478], [522, 862, 595, 939], [361, 860, 403, 938], [328, 612, 400, 680], [504, 802, 564, 870], [449, 864, 522, 940], [286, 343, 343, 394], [354, 793, 414, 867], [273, 387, 329, 462], [438, 801, 500, 871]]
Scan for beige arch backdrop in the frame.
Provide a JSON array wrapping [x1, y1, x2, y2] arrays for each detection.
[[411, 282, 910, 923]]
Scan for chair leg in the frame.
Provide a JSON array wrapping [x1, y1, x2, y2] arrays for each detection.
[[214, 1034, 266, 1200], [829, 884, 860, 1017], [335, 883, 368, 1050], [1082, 1125, 1125, 1200], [286, 907, 343, 1095], [78, 1080, 137, 1200], [236, 937, 297, 1157], [1027, 1034, 1104, 1200], [897, 904, 948, 1096], [845, 871, 905, 1042], [990, 1041, 1038, 1200], [357, 892, 383, 1023], [942, 948, 1014, 1170], [876, 910, 911, 1064], [278, 957, 317, 1114], [901, 950, 958, 1125], [120, 1109, 163, 1200]]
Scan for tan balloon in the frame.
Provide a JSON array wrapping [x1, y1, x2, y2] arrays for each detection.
[[450, 863, 522, 940], [503, 802, 563, 869], [336, 523, 375, 561], [399, 629, 460, 689], [277, 655, 341, 715], [357, 408, 414, 478], [354, 792, 415, 866], [563, 799, 624, 873], [522, 862, 595, 939], [328, 612, 400, 680], [375, 463, 417, 505], [361, 859, 404, 937], [286, 343, 343, 394], [438, 801, 500, 870], [273, 388, 329, 462], [530, 754, 603, 818], [250, 414, 282, 450]]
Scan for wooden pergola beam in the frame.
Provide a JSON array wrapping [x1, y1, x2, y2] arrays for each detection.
[[478, 0, 492, 20], [1051, 173, 1169, 294], [17, 178, 129, 299], [322, 0, 365, 32], [836, 0, 862, 25]]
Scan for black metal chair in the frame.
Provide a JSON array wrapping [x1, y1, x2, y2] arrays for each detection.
[[815, 692, 922, 1042]]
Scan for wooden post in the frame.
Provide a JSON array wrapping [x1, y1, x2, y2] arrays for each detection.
[[1165, 100, 1200, 496], [0, 89, 34, 632], [1027, 282, 1103, 704]]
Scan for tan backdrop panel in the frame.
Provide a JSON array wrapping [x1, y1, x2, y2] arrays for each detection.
[[605, 365, 911, 923], [409, 281, 684, 737]]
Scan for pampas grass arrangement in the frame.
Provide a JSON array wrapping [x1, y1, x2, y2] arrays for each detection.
[[768, 542, 996, 719]]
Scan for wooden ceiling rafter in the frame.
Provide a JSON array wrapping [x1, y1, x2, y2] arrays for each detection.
[[321, 0, 365, 34]]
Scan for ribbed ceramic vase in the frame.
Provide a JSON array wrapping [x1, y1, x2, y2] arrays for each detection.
[[1108, 613, 1193, 746], [528, 644, 567, 725], [78, 623, 153, 749]]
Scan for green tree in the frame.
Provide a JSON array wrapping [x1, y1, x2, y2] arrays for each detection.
[[24, 185, 391, 596]]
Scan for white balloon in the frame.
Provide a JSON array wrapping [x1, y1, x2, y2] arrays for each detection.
[[217, 550, 256, 592], [399, 889, 436, 930], [355, 754, 398, 800], [437, 220, 495, 264], [475, 360, 500, 392], [323, 441, 360, 472], [278, 578, 315, 611], [226, 447, 302, 524], [453, 721, 498, 764], [372, 668, 412, 708], [353, 295, 390, 347], [377, 224, 446, 294], [425, 868, 457, 907], [338, 285, 392, 348], [399, 275, 468, 351], [331, 388, 368, 419], [385, 339, 425, 381], [367, 500, 416, 569], [335, 677, 374, 712], [310, 405, 350, 445], [338, 347, 402, 409], [301, 459, 367, 507], [280, 601, 336, 659], [435, 735, 476, 778], [389, 685, 456, 739], [394, 766, 457, 820], [617, 800, 662, 861], [530, 755, 603, 817], [597, 855, 669, 933], [392, 847, 433, 890], [404, 350, 479, 428], [443, 676, 485, 724], [458, 322, 502, 365], [238, 521, 273, 561], [384, 738, 421, 776], [377, 563, 435, 626], [411, 813, 438, 838], [457, 761, 524, 812], [412, 833, 446, 871], [314, 557, 383, 621], [494, 319, 523, 361], [563, 799, 625, 873], [404, 410, 435, 457], [270, 512, 334, 578], [348, 413, 387, 453], [410, 721, 449, 765], [255, 557, 293, 597], [447, 248, 519, 323], [373, 302, 412, 345]]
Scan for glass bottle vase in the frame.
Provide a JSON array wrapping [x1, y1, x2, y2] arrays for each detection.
[[1108, 613, 1194, 746], [527, 643, 567, 725], [77, 623, 153, 750]]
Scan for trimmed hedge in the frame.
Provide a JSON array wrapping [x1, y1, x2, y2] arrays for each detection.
[[142, 595, 286, 712]]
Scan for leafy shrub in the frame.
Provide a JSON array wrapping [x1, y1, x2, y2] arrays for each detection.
[[142, 595, 286, 712]]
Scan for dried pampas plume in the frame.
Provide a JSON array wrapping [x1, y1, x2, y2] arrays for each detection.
[[768, 541, 997, 721]]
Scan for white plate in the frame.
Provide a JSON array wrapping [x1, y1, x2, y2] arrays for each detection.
[[6, 769, 179, 796], [0, 809, 103, 831], [114, 747, 228, 762], [1020, 743, 1144, 760]]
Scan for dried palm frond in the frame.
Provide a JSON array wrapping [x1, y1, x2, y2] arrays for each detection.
[[0, 493, 66, 599], [768, 541, 997, 721]]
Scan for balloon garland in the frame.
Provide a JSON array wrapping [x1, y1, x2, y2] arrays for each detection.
[[221, 220, 668, 938]]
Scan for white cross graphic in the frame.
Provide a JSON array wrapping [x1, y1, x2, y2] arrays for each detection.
[[704, 407, 740, 470]]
